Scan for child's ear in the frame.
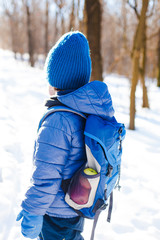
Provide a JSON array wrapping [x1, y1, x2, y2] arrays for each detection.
[[49, 85, 56, 96]]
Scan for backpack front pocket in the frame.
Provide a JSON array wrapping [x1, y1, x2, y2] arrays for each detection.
[[65, 166, 100, 210]]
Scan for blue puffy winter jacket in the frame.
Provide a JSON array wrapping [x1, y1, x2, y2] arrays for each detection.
[[22, 80, 114, 218]]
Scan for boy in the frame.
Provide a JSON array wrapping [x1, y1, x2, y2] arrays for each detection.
[[17, 31, 114, 240]]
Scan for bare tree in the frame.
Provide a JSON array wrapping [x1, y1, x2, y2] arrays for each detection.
[[157, 28, 160, 87], [156, 0, 160, 87], [53, 9, 59, 43], [76, 0, 81, 30], [84, 0, 103, 82], [2, 0, 22, 58], [69, 0, 75, 30], [69, 0, 82, 31], [128, 0, 150, 130], [21, 0, 35, 66], [45, 0, 49, 56], [139, 21, 149, 108], [54, 0, 66, 37]]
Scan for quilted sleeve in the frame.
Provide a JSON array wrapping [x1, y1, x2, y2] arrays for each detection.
[[21, 113, 72, 215]]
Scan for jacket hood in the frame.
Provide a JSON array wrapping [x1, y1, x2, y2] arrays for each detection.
[[57, 81, 114, 119]]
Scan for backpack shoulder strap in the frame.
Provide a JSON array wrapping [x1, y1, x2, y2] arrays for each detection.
[[38, 106, 86, 130]]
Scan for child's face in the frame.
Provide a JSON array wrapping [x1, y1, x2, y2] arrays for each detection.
[[49, 85, 56, 96]]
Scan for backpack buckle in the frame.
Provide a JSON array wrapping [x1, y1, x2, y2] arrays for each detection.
[[100, 203, 108, 210]]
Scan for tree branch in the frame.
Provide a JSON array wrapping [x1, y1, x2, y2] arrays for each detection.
[[147, 0, 155, 18], [2, 0, 11, 17], [127, 0, 140, 19]]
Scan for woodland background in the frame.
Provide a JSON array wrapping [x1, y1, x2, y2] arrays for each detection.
[[0, 2, 160, 239], [0, 0, 160, 129]]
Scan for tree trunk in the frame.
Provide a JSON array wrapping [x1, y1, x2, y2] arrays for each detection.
[[130, 51, 139, 130], [45, 0, 49, 56], [77, 0, 80, 29], [26, 3, 34, 67], [53, 10, 58, 44], [5, 1, 18, 58], [9, 16, 16, 57], [129, 0, 149, 130], [157, 28, 160, 87], [84, 0, 103, 82], [121, 0, 128, 51], [69, 0, 75, 31], [139, 23, 149, 108], [61, 14, 65, 35]]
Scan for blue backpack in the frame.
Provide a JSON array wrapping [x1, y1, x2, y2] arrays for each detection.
[[38, 105, 126, 239]]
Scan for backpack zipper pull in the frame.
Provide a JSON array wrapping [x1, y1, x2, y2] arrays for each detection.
[[106, 164, 113, 177], [118, 127, 123, 150]]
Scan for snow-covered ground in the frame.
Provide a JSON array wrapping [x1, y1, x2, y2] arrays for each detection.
[[0, 49, 160, 240]]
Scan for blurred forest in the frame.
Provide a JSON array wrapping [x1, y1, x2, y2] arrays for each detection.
[[0, 0, 160, 129]]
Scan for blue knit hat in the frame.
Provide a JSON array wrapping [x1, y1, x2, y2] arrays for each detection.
[[45, 31, 91, 90]]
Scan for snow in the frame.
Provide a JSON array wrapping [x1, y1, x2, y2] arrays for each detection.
[[0, 49, 160, 240]]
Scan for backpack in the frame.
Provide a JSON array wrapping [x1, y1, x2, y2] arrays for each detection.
[[38, 105, 126, 240]]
